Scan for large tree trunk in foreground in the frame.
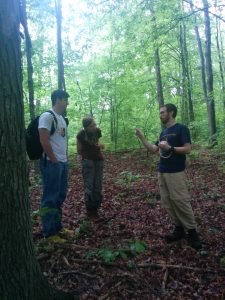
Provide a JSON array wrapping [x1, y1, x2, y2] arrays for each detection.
[[0, 1, 73, 299]]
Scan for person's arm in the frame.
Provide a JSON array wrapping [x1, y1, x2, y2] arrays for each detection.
[[77, 139, 82, 155], [158, 141, 191, 154], [39, 128, 58, 163], [135, 128, 158, 154], [172, 143, 191, 154]]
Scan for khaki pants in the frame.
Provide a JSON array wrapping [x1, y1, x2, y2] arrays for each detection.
[[158, 171, 196, 230]]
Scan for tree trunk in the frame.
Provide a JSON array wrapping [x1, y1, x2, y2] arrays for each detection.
[[182, 22, 194, 122], [190, 0, 216, 143], [179, 23, 189, 124], [179, 22, 194, 123], [203, 0, 217, 143], [55, 0, 66, 91], [21, 0, 35, 121], [154, 48, 164, 108], [0, 1, 72, 299], [149, 2, 164, 109], [215, 17, 225, 123]]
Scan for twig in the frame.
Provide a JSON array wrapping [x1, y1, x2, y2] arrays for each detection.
[[136, 263, 225, 274], [99, 281, 122, 300], [161, 268, 169, 298], [60, 270, 96, 279]]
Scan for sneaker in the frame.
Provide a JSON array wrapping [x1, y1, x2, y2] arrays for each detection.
[[59, 228, 74, 237], [165, 226, 185, 243], [187, 229, 202, 250], [47, 235, 66, 244]]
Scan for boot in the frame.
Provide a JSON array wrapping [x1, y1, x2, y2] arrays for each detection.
[[165, 226, 185, 243], [86, 209, 98, 219], [187, 229, 202, 250]]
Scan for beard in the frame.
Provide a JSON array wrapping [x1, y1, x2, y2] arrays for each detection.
[[161, 117, 169, 124]]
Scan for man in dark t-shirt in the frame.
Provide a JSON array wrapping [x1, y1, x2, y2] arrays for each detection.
[[136, 104, 202, 250], [77, 116, 104, 218]]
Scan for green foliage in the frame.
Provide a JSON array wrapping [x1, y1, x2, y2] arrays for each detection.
[[217, 204, 225, 211], [129, 240, 146, 254], [35, 238, 55, 254], [75, 218, 91, 237], [23, 0, 225, 150], [31, 207, 58, 222], [219, 256, 225, 267], [31, 207, 58, 218], [116, 171, 141, 189], [83, 239, 146, 263], [188, 149, 200, 160]]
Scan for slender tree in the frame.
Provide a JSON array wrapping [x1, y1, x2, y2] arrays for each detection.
[[203, 0, 217, 143], [154, 47, 164, 107], [149, 1, 164, 108], [215, 16, 225, 122], [179, 21, 194, 123], [0, 1, 73, 299], [55, 0, 66, 91], [21, 0, 35, 121]]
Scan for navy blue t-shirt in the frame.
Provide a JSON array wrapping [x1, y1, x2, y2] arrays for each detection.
[[156, 123, 191, 173]]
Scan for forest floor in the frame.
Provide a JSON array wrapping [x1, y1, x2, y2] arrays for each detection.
[[30, 147, 225, 300]]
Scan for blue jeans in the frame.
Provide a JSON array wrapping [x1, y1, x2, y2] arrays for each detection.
[[40, 159, 68, 237]]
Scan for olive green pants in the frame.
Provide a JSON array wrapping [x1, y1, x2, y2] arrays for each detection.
[[158, 171, 196, 230], [82, 159, 103, 212]]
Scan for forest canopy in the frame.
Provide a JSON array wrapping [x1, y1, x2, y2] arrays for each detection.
[[23, 0, 225, 152]]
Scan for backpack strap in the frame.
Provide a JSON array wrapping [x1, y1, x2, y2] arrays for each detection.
[[46, 110, 58, 135]]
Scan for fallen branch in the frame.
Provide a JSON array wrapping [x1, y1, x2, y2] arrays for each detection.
[[70, 258, 225, 274]]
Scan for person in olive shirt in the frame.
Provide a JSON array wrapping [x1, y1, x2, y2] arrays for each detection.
[[77, 116, 104, 218], [136, 104, 202, 250]]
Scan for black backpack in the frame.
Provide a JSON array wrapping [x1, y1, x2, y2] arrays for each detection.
[[26, 110, 58, 160]]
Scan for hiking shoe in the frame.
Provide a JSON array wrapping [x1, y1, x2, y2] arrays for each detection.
[[86, 210, 98, 219], [165, 226, 185, 243], [59, 228, 74, 237], [187, 229, 202, 250], [47, 235, 66, 244]]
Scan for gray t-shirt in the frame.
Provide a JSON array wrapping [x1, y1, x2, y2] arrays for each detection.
[[38, 109, 67, 162]]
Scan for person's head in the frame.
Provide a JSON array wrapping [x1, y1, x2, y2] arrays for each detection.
[[160, 103, 177, 124], [82, 116, 97, 133], [51, 89, 69, 113]]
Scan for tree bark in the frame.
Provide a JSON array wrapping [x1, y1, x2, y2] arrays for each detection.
[[179, 22, 194, 123], [55, 0, 66, 91], [179, 23, 189, 124], [20, 0, 35, 121], [203, 0, 217, 143], [154, 48, 164, 108], [215, 17, 225, 122], [190, 0, 217, 143], [0, 1, 73, 299], [149, 2, 164, 109]]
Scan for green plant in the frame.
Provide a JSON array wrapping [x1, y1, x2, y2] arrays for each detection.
[[31, 207, 59, 218], [75, 218, 91, 237], [129, 240, 146, 254], [219, 256, 225, 267], [217, 203, 225, 211], [116, 171, 141, 189], [83, 240, 146, 263]]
